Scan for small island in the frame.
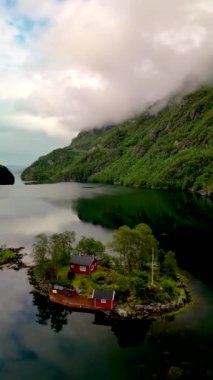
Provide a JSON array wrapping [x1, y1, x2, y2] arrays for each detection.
[[0, 164, 15, 185], [0, 246, 25, 268], [29, 224, 191, 320]]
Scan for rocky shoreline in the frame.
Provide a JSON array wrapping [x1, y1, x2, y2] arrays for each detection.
[[0, 250, 49, 294], [106, 275, 192, 321], [115, 293, 191, 320], [27, 266, 50, 294]]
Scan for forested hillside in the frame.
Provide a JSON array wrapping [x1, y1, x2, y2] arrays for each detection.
[[21, 87, 213, 196]]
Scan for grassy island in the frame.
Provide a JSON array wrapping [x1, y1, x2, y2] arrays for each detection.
[[0, 247, 16, 265], [0, 246, 25, 269], [32, 224, 191, 318]]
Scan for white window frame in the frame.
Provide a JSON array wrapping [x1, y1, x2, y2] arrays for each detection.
[[80, 265, 87, 272]]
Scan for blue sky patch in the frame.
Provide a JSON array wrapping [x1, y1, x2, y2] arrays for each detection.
[[9, 15, 50, 45], [3, 0, 17, 8]]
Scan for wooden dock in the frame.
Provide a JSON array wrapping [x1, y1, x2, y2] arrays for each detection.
[[49, 290, 96, 311]]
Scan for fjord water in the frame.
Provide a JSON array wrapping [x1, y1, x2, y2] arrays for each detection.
[[0, 181, 212, 379]]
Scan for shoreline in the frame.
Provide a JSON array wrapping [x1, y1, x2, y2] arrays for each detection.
[[21, 177, 213, 199]]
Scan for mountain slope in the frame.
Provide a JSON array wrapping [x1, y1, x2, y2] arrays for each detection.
[[21, 87, 213, 196], [0, 165, 15, 185]]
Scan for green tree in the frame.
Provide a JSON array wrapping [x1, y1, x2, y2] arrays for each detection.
[[161, 278, 177, 297], [134, 224, 158, 269], [33, 231, 75, 282], [33, 233, 53, 283], [100, 253, 112, 268], [33, 233, 49, 265], [33, 233, 50, 282], [50, 231, 76, 280], [75, 236, 105, 258], [131, 270, 149, 299], [108, 223, 158, 274], [161, 251, 178, 279], [108, 225, 138, 274]]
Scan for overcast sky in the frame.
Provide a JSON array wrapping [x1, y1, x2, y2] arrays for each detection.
[[0, 0, 213, 166]]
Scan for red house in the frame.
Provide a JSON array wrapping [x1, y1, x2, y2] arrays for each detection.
[[70, 254, 97, 275], [92, 289, 116, 310]]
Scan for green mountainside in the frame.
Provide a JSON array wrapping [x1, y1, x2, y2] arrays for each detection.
[[21, 87, 213, 196], [0, 165, 15, 185]]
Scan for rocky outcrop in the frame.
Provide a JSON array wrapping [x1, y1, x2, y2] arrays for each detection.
[[114, 288, 191, 320], [0, 165, 15, 185]]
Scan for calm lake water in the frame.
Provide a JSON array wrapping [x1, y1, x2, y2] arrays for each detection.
[[0, 180, 213, 379]]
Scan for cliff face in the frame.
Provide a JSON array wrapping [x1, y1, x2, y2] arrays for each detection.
[[21, 87, 213, 196], [0, 165, 15, 185]]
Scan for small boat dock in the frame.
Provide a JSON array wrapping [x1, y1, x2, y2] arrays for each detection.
[[49, 284, 116, 312], [49, 289, 96, 311]]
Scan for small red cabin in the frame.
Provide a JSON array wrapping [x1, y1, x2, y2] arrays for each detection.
[[70, 254, 97, 275], [92, 289, 116, 310]]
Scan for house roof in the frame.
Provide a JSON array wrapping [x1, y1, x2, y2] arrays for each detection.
[[92, 289, 115, 301], [71, 254, 95, 266]]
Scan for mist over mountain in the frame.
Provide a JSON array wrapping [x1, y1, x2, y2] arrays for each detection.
[[22, 87, 213, 197], [1, 0, 213, 166]]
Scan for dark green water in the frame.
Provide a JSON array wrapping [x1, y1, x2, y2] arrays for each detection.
[[74, 187, 213, 284], [0, 182, 212, 379]]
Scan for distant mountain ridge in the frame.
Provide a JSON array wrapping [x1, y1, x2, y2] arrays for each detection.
[[0, 165, 15, 185], [21, 87, 213, 196]]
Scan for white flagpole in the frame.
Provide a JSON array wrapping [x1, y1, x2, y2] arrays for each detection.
[[151, 247, 154, 285]]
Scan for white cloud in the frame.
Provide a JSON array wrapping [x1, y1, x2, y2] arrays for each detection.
[[0, 0, 213, 164]]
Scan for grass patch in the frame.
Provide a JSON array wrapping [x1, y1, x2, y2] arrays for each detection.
[[0, 248, 16, 264]]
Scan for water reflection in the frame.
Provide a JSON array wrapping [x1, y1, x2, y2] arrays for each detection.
[[73, 189, 213, 284], [110, 319, 151, 348], [32, 292, 152, 347], [0, 182, 212, 282], [73, 188, 212, 230], [0, 182, 113, 251], [1, 268, 213, 380], [32, 292, 72, 333], [30, 286, 213, 380]]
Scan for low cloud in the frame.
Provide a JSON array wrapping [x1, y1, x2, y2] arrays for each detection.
[[0, 0, 213, 163]]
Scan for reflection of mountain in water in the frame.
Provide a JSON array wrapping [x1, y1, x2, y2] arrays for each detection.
[[73, 189, 213, 284]]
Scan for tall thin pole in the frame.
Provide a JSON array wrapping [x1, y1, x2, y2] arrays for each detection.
[[151, 247, 154, 286]]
